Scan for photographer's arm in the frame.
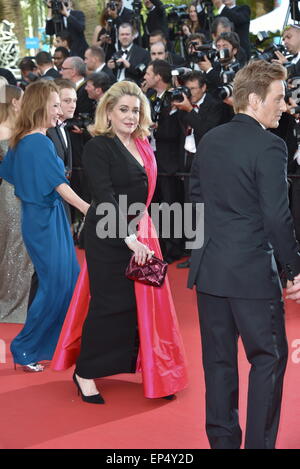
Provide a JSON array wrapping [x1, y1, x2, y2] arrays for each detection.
[[66, 10, 86, 34], [220, 5, 251, 26]]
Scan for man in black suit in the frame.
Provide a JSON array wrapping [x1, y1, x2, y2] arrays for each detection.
[[172, 70, 223, 268], [143, 0, 169, 45], [84, 46, 116, 83], [46, 0, 89, 59], [35, 51, 60, 79], [144, 59, 184, 262], [47, 78, 77, 221], [107, 22, 150, 84], [274, 24, 300, 241], [212, 0, 251, 60], [188, 60, 300, 449]]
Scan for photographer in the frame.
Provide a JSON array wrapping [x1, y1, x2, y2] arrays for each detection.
[[46, 0, 89, 59], [212, 0, 251, 60], [273, 24, 300, 76], [107, 22, 150, 84], [143, 0, 169, 46], [171, 70, 223, 268], [143, 60, 184, 263]]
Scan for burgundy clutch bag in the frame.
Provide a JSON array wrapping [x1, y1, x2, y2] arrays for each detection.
[[125, 254, 168, 287]]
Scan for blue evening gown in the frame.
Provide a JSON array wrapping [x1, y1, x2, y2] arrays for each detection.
[[0, 133, 80, 365]]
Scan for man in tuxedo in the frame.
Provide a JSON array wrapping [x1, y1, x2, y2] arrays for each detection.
[[150, 41, 186, 67], [107, 22, 150, 84], [47, 79, 77, 221], [144, 59, 184, 262], [188, 60, 300, 449], [212, 0, 251, 60], [84, 46, 116, 83], [46, 0, 89, 59], [61, 56, 94, 217], [35, 51, 60, 79], [273, 24, 300, 241], [172, 70, 223, 268]]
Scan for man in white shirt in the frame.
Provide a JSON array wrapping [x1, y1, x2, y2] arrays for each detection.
[[84, 46, 116, 82]]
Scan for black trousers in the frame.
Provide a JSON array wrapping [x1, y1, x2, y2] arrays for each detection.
[[197, 292, 288, 449]]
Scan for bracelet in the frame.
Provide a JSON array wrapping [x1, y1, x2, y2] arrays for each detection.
[[125, 233, 137, 244]]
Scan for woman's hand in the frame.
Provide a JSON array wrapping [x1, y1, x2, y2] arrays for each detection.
[[125, 236, 154, 265]]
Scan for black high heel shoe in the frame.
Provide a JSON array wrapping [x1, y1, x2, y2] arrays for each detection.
[[72, 373, 105, 404], [162, 394, 175, 400]]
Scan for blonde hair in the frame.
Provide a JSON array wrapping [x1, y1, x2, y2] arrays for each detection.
[[0, 85, 22, 124], [10, 80, 58, 148], [233, 60, 287, 113], [89, 80, 152, 139]]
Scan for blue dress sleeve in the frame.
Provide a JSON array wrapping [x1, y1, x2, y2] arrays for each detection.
[[11, 134, 69, 205]]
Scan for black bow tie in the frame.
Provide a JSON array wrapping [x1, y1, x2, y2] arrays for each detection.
[[122, 49, 129, 56]]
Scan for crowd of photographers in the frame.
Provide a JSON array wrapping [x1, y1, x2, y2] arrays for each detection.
[[2, 0, 300, 266]]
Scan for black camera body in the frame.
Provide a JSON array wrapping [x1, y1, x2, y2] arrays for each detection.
[[167, 5, 189, 23], [167, 86, 192, 103], [189, 44, 231, 64], [49, 0, 69, 15], [65, 113, 93, 132], [111, 50, 124, 69], [257, 43, 285, 62]]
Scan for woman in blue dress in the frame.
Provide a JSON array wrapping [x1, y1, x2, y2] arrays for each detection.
[[0, 80, 89, 372]]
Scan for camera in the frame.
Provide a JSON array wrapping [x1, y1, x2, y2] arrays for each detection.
[[134, 63, 147, 79], [221, 62, 241, 84], [256, 43, 286, 62], [167, 5, 189, 23], [218, 83, 234, 100], [65, 113, 94, 132], [47, 0, 69, 15], [107, 1, 118, 10], [188, 44, 231, 64], [111, 50, 124, 69], [167, 86, 192, 103]]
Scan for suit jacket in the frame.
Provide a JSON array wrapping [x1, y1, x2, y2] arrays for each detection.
[[46, 10, 89, 59], [188, 113, 300, 298], [98, 64, 116, 83], [178, 93, 223, 148], [47, 126, 72, 172], [42, 68, 61, 79], [219, 5, 251, 60]]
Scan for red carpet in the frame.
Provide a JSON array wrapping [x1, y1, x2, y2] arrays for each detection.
[[0, 260, 300, 449]]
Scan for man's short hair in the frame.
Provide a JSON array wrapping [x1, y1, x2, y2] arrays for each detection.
[[211, 16, 234, 36], [87, 46, 105, 63], [183, 70, 206, 88], [56, 31, 72, 47], [149, 59, 171, 84], [35, 51, 52, 66], [69, 56, 86, 77], [186, 33, 206, 47], [54, 78, 76, 91], [54, 47, 70, 59], [233, 60, 287, 113], [149, 30, 166, 40], [216, 32, 240, 51], [119, 22, 134, 33], [86, 72, 111, 92], [19, 57, 36, 72]]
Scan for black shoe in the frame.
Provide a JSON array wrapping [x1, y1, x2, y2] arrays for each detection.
[[162, 394, 176, 400], [176, 258, 190, 269], [73, 373, 105, 404]]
